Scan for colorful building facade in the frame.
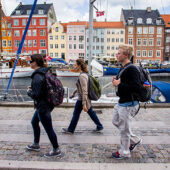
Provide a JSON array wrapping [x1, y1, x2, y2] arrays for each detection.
[[67, 22, 87, 61], [1, 16, 12, 56], [10, 2, 56, 55], [121, 8, 165, 64], [48, 22, 67, 60]]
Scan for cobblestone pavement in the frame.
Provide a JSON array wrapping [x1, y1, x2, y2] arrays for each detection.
[[0, 106, 169, 164]]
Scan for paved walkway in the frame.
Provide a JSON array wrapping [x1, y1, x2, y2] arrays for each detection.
[[0, 106, 169, 169]]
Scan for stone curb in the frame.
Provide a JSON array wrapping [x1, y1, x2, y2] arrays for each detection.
[[0, 102, 170, 108], [0, 161, 169, 170]]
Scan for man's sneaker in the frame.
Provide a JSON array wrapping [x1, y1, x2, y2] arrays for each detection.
[[111, 151, 125, 159], [95, 126, 104, 132], [26, 144, 40, 152], [129, 139, 142, 152], [44, 148, 61, 158], [62, 128, 74, 134]]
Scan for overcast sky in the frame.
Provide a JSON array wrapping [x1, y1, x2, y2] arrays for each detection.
[[2, 0, 170, 22]]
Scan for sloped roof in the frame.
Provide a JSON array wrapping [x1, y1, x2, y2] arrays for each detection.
[[122, 9, 165, 25], [161, 15, 170, 27], [11, 3, 52, 16]]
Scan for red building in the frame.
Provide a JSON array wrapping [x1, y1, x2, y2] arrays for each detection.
[[11, 2, 56, 55]]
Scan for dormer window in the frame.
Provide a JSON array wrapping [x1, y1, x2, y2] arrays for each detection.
[[137, 18, 143, 24], [16, 10, 20, 15], [38, 10, 44, 15], [128, 17, 134, 25], [147, 18, 152, 24], [27, 10, 31, 15], [156, 18, 162, 25]]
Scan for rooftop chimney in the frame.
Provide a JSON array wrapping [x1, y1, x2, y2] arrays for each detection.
[[147, 7, 151, 12]]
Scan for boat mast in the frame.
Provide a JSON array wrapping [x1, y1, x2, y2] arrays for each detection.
[[88, 0, 96, 75]]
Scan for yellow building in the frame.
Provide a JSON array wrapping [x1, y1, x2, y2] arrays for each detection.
[[48, 22, 67, 61], [1, 16, 12, 57], [105, 22, 125, 61]]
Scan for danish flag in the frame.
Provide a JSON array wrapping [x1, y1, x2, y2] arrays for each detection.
[[96, 11, 105, 17], [45, 55, 52, 61]]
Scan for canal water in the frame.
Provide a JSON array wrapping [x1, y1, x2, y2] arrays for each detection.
[[0, 76, 169, 102]]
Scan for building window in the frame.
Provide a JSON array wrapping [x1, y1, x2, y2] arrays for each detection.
[[40, 40, 46, 47], [101, 38, 104, 42], [156, 50, 161, 57], [107, 38, 110, 42], [137, 27, 142, 34], [61, 35, 65, 40], [128, 27, 133, 34], [143, 39, 147, 46], [73, 36, 76, 41], [149, 38, 154, 46], [79, 44, 84, 49], [61, 44, 65, 48], [79, 28, 84, 33], [55, 27, 58, 32], [50, 53, 53, 57], [14, 19, 19, 26], [136, 50, 141, 57], [50, 44, 53, 49], [107, 46, 110, 50], [40, 29, 45, 36], [69, 36, 72, 41], [157, 38, 161, 46], [8, 40, 12, 47], [55, 44, 58, 48], [143, 27, 148, 34], [22, 19, 26, 26], [166, 37, 170, 43], [137, 38, 142, 46], [73, 44, 76, 49], [96, 46, 99, 50], [33, 50, 37, 54], [15, 40, 20, 47], [55, 53, 58, 57], [38, 10, 44, 14], [165, 46, 170, 52], [147, 18, 152, 24], [14, 30, 20, 36], [40, 19, 45, 25], [157, 27, 162, 34], [7, 31, 11, 37], [96, 38, 99, 42], [28, 30, 31, 36], [142, 50, 147, 57], [2, 40, 7, 47], [112, 38, 115, 42], [32, 19, 36, 25], [79, 36, 84, 42], [156, 19, 162, 25], [120, 38, 124, 43], [137, 18, 143, 24], [148, 50, 153, 57], [49, 36, 53, 40], [107, 30, 110, 34], [69, 44, 72, 49], [149, 27, 154, 34], [55, 36, 58, 40], [28, 40, 32, 47], [33, 40, 37, 47], [28, 51, 32, 54], [7, 23, 11, 28], [116, 38, 119, 43], [112, 30, 115, 34], [2, 31, 6, 37], [33, 30, 37, 36], [27, 10, 31, 15], [24, 40, 27, 47], [120, 30, 124, 34], [111, 46, 114, 50]]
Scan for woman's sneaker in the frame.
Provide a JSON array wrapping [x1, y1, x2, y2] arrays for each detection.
[[129, 139, 142, 152], [26, 144, 40, 152], [111, 151, 125, 159], [44, 148, 61, 158]]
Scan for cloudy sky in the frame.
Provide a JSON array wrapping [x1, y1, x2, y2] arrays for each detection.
[[2, 0, 170, 22]]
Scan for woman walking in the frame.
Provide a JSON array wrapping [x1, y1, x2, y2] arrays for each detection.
[[62, 59, 103, 134], [27, 54, 61, 158]]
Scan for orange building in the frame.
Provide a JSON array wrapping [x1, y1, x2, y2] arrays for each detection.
[[1, 16, 12, 57]]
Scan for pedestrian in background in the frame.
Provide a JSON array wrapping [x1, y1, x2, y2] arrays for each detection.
[[112, 45, 142, 159], [62, 59, 103, 134], [27, 54, 61, 158]]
